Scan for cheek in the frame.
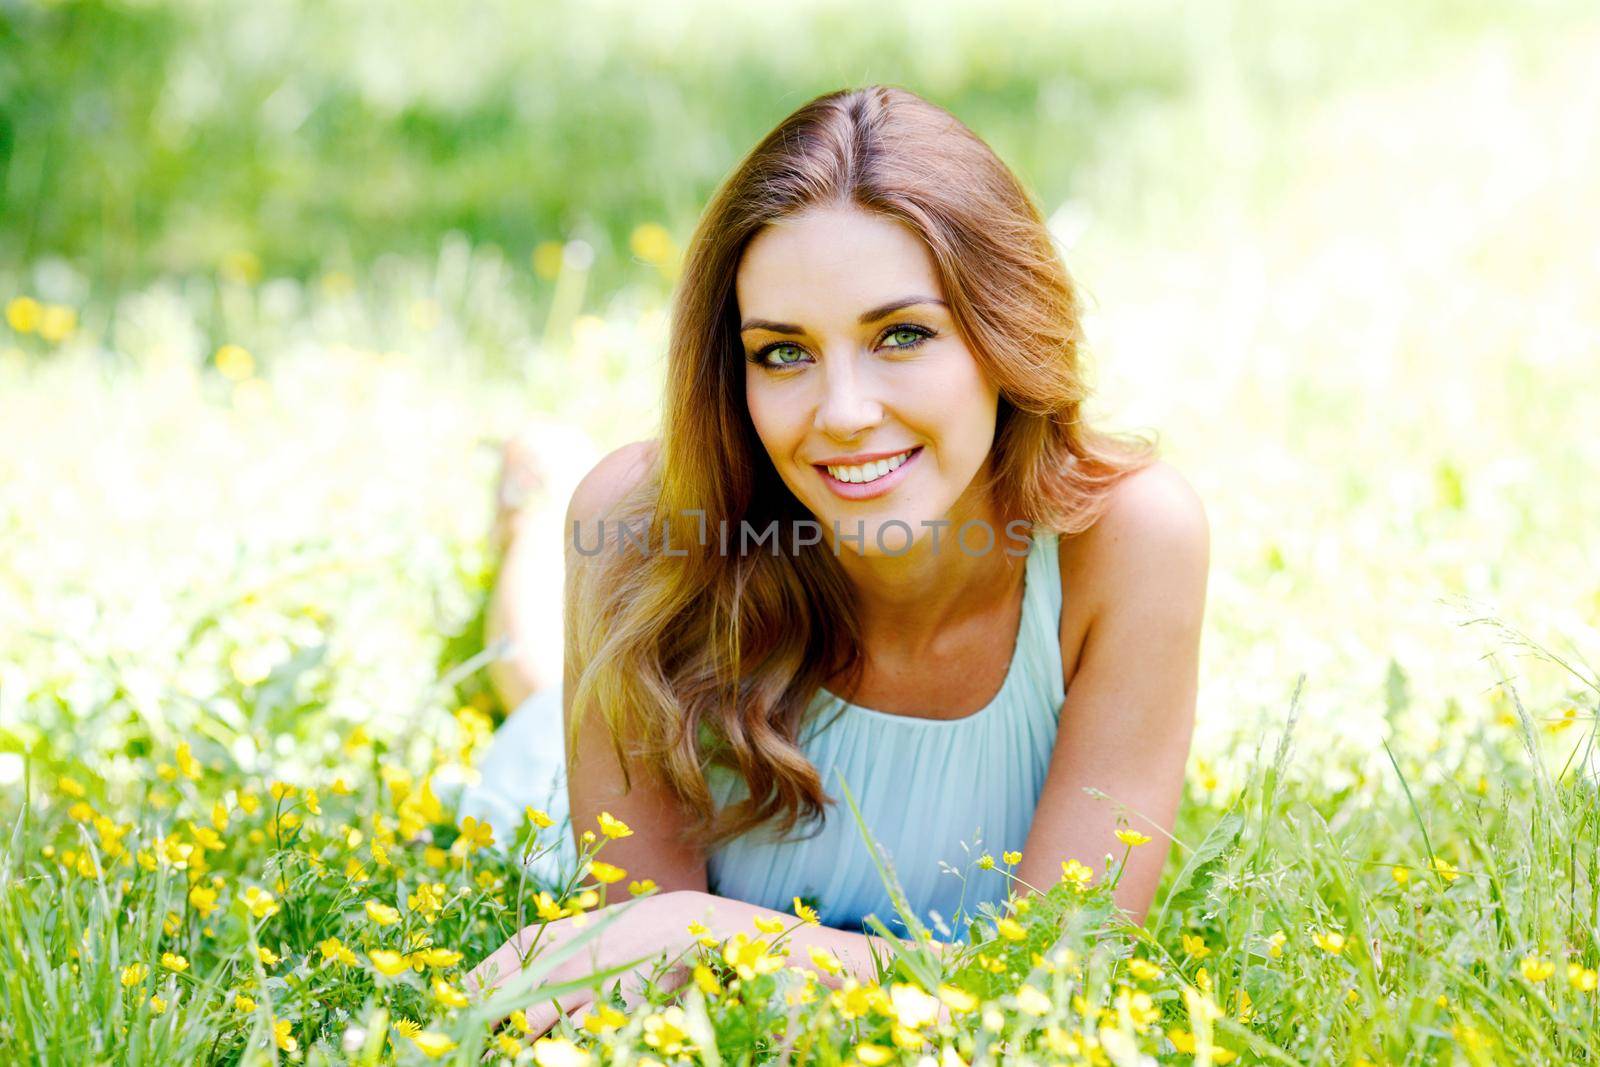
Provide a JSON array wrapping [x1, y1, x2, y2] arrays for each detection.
[[920, 353, 999, 453], [743, 380, 794, 455]]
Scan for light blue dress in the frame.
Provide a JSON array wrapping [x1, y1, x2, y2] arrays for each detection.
[[456, 527, 1067, 942]]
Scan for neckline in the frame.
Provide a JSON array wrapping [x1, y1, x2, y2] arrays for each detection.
[[814, 528, 1041, 728]]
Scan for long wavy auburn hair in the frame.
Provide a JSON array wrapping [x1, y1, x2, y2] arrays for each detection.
[[561, 84, 1159, 859]]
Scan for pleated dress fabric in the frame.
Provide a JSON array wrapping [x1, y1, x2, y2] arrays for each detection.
[[456, 527, 1067, 942]]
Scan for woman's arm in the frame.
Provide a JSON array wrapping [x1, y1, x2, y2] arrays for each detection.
[[1015, 463, 1210, 923], [671, 889, 947, 990], [468, 889, 950, 1037], [558, 439, 712, 894]]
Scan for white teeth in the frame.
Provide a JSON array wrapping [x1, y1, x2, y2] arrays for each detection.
[[825, 449, 914, 484]]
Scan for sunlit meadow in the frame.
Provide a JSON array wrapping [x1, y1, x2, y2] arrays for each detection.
[[3, 4, 1600, 1065]]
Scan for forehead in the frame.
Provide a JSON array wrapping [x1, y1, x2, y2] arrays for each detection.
[[735, 203, 944, 315]]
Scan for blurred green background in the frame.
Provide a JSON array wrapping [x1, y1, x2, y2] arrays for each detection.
[[3, 0, 1590, 306], [3, 0, 1599, 772]]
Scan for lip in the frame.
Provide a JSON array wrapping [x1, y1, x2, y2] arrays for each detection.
[[811, 447, 920, 466], [813, 445, 922, 501]]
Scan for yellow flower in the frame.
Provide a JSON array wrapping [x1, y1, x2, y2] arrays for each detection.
[[535, 892, 569, 923], [120, 963, 150, 988], [1567, 963, 1598, 992], [588, 860, 626, 884], [1015, 983, 1053, 1016], [273, 1019, 298, 1053], [630, 222, 676, 265], [37, 304, 78, 343], [1002, 850, 1022, 866], [1182, 933, 1211, 959], [242, 887, 279, 920], [1431, 857, 1460, 883], [996, 918, 1027, 942], [1520, 956, 1555, 983], [793, 896, 820, 924], [234, 994, 257, 1013], [215, 344, 256, 381], [1168, 1029, 1237, 1063], [413, 947, 462, 968], [409, 1030, 458, 1058], [854, 1043, 894, 1066], [1127, 958, 1163, 982], [693, 963, 722, 996], [304, 788, 321, 815], [1059, 859, 1094, 890], [1115, 986, 1160, 1028], [319, 937, 358, 966], [937, 983, 979, 1013], [976, 853, 995, 870], [808, 945, 843, 976], [753, 914, 786, 935], [1313, 930, 1347, 955], [257, 947, 280, 966], [160, 953, 189, 973], [6, 296, 41, 333], [533, 1036, 593, 1067], [1392, 866, 1410, 886], [495, 1033, 523, 1058], [642, 1005, 693, 1055], [721, 932, 784, 980], [525, 806, 555, 829], [630, 879, 658, 896], [163, 911, 182, 936], [392, 1019, 422, 1039], [456, 815, 494, 853], [597, 811, 633, 839], [582, 1003, 628, 1034], [365, 900, 401, 926], [510, 1010, 531, 1035], [1266, 929, 1286, 958], [147, 996, 167, 1016], [409, 882, 447, 920], [890, 983, 941, 1028], [175, 743, 202, 781], [190, 826, 224, 851], [1115, 828, 1152, 847], [370, 950, 411, 977], [432, 977, 469, 1008]]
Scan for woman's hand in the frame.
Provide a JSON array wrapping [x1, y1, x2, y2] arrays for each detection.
[[465, 889, 697, 1038]]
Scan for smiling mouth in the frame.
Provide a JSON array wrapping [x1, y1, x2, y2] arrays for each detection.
[[814, 446, 921, 485]]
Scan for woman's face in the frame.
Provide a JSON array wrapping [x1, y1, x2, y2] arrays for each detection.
[[737, 202, 1001, 557]]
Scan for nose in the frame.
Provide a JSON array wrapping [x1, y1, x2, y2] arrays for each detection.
[[812, 354, 883, 443]]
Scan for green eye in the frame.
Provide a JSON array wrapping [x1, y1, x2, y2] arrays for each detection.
[[884, 325, 933, 349], [765, 344, 804, 366]]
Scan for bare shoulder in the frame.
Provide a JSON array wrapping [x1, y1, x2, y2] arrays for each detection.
[[565, 437, 661, 527], [1058, 459, 1210, 620]]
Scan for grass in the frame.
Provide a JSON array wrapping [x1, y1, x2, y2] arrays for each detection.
[[4, 8, 1600, 1066]]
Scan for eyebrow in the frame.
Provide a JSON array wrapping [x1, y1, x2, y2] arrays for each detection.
[[738, 296, 947, 335]]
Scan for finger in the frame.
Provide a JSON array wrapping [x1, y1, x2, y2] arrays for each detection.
[[521, 984, 596, 1040], [468, 925, 548, 998]]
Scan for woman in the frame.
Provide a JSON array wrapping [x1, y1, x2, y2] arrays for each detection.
[[462, 84, 1209, 1031]]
